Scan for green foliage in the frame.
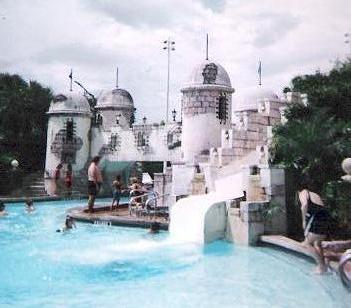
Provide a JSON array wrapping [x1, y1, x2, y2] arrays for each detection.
[[0, 73, 52, 171], [262, 200, 284, 221], [324, 181, 351, 227], [272, 115, 351, 190], [271, 60, 351, 227], [272, 60, 351, 187]]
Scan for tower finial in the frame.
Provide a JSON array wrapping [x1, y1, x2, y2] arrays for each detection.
[[258, 60, 262, 86], [206, 33, 209, 60], [116, 67, 119, 89]]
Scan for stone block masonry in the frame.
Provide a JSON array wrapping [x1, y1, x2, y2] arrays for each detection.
[[181, 89, 232, 117]]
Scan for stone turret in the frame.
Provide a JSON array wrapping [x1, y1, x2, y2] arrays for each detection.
[[45, 92, 92, 174], [95, 88, 135, 130], [181, 60, 235, 163]]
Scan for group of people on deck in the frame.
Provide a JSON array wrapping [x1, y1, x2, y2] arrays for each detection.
[[86, 155, 148, 214]]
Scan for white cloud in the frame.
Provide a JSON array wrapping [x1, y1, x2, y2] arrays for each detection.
[[0, 0, 350, 121]]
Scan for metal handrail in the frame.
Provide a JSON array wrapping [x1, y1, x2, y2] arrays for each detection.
[[128, 191, 170, 216], [339, 250, 351, 290], [145, 193, 170, 207]]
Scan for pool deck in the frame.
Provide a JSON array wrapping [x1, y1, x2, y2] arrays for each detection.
[[259, 235, 319, 262], [67, 203, 169, 230], [259, 235, 342, 272]]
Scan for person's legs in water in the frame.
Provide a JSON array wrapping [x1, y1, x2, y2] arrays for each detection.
[[305, 232, 327, 274]]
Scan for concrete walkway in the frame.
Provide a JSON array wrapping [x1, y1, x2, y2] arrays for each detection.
[[259, 235, 346, 273], [260, 235, 319, 263], [67, 204, 169, 230]]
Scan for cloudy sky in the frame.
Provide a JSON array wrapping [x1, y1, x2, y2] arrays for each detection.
[[1, 0, 350, 121]]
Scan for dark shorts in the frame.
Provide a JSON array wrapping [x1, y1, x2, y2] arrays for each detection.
[[88, 181, 97, 196], [113, 190, 121, 201]]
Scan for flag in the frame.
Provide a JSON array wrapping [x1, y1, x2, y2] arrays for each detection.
[[69, 69, 73, 79]]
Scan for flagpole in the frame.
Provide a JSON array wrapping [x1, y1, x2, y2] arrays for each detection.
[[206, 33, 209, 60], [116, 67, 119, 89], [258, 61, 262, 86], [69, 69, 73, 92]]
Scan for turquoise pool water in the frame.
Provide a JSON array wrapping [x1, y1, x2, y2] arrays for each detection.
[[0, 199, 350, 307]]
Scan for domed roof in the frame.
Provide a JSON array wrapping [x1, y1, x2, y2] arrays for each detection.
[[47, 92, 91, 115], [186, 60, 232, 88], [96, 88, 134, 109], [235, 87, 279, 111]]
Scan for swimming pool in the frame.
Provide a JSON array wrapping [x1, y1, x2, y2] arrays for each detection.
[[0, 199, 349, 307]]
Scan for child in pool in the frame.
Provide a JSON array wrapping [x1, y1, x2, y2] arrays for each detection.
[[0, 201, 7, 216], [25, 199, 35, 212], [149, 222, 160, 234], [56, 215, 76, 232]]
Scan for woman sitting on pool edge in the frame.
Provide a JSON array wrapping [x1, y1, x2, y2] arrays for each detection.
[[298, 179, 331, 274], [56, 215, 76, 232]]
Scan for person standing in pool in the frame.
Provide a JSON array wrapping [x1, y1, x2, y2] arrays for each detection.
[[298, 179, 331, 274], [87, 156, 103, 213]]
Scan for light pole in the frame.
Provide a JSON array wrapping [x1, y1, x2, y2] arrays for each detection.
[[172, 109, 177, 122], [163, 38, 175, 123], [345, 33, 351, 57]]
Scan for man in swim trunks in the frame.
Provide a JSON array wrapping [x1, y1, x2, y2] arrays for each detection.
[[87, 156, 103, 213]]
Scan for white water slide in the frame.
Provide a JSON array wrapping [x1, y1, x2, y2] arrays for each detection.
[[170, 172, 244, 244]]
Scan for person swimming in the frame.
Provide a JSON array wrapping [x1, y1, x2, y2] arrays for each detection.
[[149, 222, 161, 234], [56, 215, 76, 232], [0, 201, 7, 216], [25, 199, 35, 212]]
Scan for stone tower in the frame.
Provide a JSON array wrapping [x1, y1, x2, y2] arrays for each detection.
[[181, 60, 235, 162], [95, 88, 135, 131], [45, 92, 92, 174]]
